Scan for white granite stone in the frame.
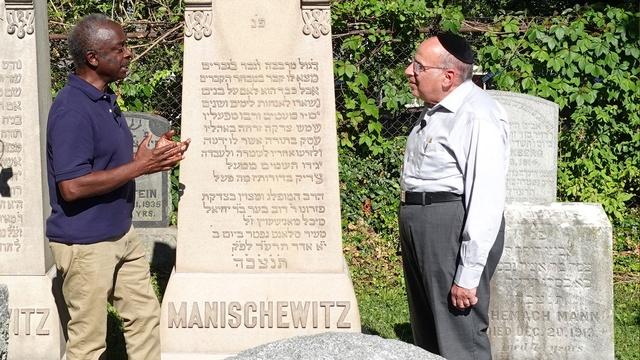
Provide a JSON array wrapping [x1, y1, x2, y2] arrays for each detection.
[[0, 1, 64, 357], [490, 203, 614, 360], [161, 0, 359, 357], [229, 332, 445, 360], [489, 91, 559, 205]]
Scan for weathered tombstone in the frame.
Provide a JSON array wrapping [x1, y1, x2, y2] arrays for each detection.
[[160, 1, 360, 357], [489, 91, 558, 204], [491, 204, 614, 359], [0, 0, 65, 358], [125, 112, 172, 227], [488, 92, 614, 359], [124, 112, 177, 288]]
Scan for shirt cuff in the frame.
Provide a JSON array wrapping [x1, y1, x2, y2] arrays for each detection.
[[454, 264, 484, 289]]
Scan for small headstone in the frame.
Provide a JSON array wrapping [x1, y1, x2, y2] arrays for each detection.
[[490, 203, 614, 360], [0, 0, 64, 358], [125, 112, 171, 227], [161, 0, 360, 357], [229, 332, 445, 360], [489, 91, 558, 204]]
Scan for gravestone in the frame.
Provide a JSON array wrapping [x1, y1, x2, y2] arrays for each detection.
[[125, 112, 177, 290], [489, 91, 558, 204], [0, 0, 65, 358], [487, 92, 614, 359], [160, 1, 360, 358], [490, 204, 614, 359], [125, 112, 171, 227]]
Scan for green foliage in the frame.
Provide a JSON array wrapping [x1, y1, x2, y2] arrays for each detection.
[[339, 137, 405, 239], [331, 0, 465, 156], [478, 5, 640, 220]]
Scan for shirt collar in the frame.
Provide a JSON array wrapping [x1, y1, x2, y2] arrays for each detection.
[[67, 73, 116, 103], [435, 79, 475, 113]]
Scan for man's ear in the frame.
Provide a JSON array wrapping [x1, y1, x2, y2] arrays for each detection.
[[442, 69, 456, 88], [85, 50, 98, 68]]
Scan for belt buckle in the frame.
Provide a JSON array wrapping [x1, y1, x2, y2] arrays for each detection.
[[400, 191, 406, 203]]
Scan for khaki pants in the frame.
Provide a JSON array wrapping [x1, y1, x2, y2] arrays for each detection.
[[50, 227, 160, 360]]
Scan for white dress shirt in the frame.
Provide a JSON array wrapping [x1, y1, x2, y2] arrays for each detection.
[[401, 80, 510, 288]]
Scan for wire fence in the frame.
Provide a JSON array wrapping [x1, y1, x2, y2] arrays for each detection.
[[49, 25, 426, 139]]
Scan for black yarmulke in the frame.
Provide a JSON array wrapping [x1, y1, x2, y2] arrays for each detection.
[[436, 32, 474, 64]]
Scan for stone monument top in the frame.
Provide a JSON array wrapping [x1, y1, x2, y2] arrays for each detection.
[[489, 91, 559, 205]]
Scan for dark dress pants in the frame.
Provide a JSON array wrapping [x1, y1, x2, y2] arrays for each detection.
[[398, 200, 504, 360]]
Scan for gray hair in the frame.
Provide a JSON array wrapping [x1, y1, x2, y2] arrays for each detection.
[[68, 14, 115, 69], [441, 52, 473, 83]]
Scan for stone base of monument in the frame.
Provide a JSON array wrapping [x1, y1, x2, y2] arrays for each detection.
[[489, 203, 614, 360], [0, 266, 65, 360], [228, 332, 444, 360], [160, 266, 361, 359]]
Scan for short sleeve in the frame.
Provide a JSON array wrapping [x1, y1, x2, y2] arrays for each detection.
[[48, 108, 94, 182]]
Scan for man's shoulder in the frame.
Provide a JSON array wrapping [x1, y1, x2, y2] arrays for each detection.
[[460, 86, 508, 123]]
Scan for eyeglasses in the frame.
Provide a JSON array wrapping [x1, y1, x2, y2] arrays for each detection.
[[412, 60, 447, 74]]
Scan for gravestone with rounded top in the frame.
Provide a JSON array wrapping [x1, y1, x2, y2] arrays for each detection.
[[0, 0, 64, 358], [489, 91, 558, 204], [160, 1, 360, 358], [125, 111, 171, 227], [487, 92, 614, 359]]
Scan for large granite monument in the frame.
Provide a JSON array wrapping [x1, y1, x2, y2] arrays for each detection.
[[0, 0, 65, 358], [488, 92, 614, 359], [160, 1, 360, 358]]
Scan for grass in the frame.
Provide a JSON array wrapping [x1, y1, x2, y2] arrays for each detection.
[[101, 219, 640, 359]]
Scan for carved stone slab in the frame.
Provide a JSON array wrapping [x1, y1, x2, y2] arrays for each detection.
[[0, 1, 64, 357], [125, 112, 171, 227], [490, 203, 614, 360], [489, 91, 559, 205], [162, 0, 359, 357], [0, 0, 52, 276]]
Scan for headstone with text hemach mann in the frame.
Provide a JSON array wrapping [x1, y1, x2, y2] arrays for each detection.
[[0, 1, 65, 358], [487, 92, 614, 359], [160, 1, 360, 358]]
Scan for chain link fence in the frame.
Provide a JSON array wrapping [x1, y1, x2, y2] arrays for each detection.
[[49, 22, 427, 139]]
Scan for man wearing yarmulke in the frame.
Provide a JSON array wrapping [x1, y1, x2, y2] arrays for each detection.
[[398, 32, 509, 359]]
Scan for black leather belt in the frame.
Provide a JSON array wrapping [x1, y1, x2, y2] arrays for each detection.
[[401, 191, 461, 205]]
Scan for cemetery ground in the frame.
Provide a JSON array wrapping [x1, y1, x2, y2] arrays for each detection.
[[100, 212, 639, 359]]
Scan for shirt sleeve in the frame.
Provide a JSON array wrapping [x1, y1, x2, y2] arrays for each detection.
[[454, 110, 509, 289], [48, 108, 94, 182]]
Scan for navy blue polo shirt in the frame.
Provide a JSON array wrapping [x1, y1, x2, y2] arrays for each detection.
[[46, 74, 134, 244]]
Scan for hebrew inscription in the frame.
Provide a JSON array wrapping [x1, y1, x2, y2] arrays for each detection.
[[489, 91, 558, 204], [196, 57, 331, 271], [490, 204, 614, 359], [0, 58, 24, 257]]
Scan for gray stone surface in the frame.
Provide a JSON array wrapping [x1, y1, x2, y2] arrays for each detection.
[[490, 203, 614, 360], [161, 1, 359, 357], [0, 284, 7, 360], [489, 91, 559, 205], [228, 332, 443, 360], [125, 112, 171, 227]]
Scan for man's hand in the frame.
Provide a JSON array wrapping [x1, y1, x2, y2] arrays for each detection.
[[450, 284, 478, 310], [134, 131, 190, 175]]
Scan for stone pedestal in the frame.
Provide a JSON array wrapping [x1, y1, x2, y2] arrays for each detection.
[[161, 1, 359, 357], [0, 268, 66, 360], [489, 203, 614, 359], [0, 0, 64, 358]]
